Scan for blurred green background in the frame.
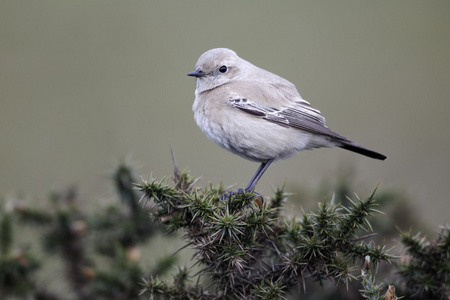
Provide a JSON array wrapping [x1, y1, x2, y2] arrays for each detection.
[[1, 0, 449, 229]]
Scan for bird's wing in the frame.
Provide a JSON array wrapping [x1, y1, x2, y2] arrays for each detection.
[[229, 97, 350, 142]]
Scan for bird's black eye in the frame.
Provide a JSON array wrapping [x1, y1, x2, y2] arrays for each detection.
[[219, 65, 227, 73]]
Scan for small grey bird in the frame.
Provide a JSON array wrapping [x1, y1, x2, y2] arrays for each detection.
[[188, 48, 386, 199]]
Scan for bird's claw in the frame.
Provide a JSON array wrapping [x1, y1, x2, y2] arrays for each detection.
[[219, 189, 264, 208], [219, 188, 244, 201]]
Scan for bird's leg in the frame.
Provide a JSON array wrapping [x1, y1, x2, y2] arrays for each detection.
[[219, 159, 274, 202], [245, 159, 273, 192]]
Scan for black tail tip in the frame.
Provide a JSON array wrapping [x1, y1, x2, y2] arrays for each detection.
[[340, 144, 387, 160]]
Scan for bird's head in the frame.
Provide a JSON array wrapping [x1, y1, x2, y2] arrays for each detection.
[[187, 48, 246, 93]]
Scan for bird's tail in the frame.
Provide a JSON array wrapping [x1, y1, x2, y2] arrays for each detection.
[[339, 142, 387, 160]]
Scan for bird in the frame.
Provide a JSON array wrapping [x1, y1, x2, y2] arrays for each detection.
[[187, 48, 386, 200]]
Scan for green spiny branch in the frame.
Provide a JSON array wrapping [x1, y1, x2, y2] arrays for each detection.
[[136, 165, 393, 299]]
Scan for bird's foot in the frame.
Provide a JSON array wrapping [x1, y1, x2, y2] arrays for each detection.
[[219, 188, 244, 201], [219, 189, 264, 208]]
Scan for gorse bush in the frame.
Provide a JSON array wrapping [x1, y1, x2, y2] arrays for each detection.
[[1, 156, 448, 299], [136, 163, 393, 299], [0, 162, 170, 300], [396, 227, 450, 299]]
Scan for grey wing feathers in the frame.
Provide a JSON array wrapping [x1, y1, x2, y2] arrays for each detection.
[[229, 98, 387, 160], [229, 98, 350, 142]]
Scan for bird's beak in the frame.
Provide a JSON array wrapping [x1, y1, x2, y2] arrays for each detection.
[[187, 68, 206, 78]]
